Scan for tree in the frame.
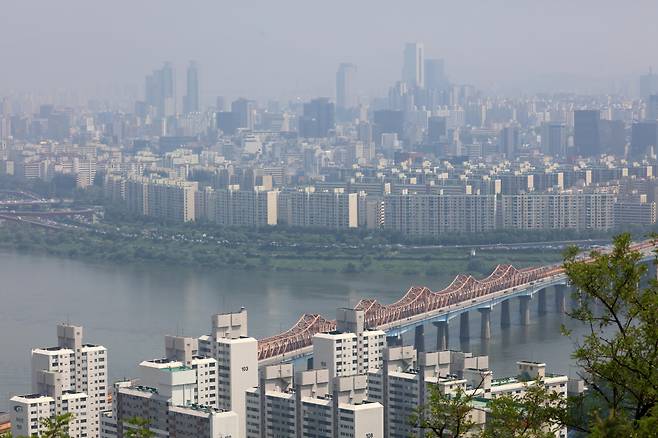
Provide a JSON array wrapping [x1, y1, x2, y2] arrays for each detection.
[[563, 233, 658, 431], [482, 378, 567, 438], [410, 381, 483, 437], [124, 416, 155, 438], [40, 412, 74, 438]]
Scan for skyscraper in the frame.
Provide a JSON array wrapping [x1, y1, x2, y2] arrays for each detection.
[[183, 61, 199, 114], [500, 125, 520, 158], [646, 94, 658, 121], [402, 42, 424, 88], [541, 122, 567, 157], [640, 68, 658, 99], [427, 116, 447, 143], [631, 121, 658, 158], [231, 98, 255, 130], [299, 98, 335, 138], [424, 58, 446, 91], [336, 63, 357, 111], [145, 62, 176, 118], [574, 110, 601, 157]]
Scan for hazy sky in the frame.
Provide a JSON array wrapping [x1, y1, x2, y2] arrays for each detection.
[[1, 0, 657, 102]]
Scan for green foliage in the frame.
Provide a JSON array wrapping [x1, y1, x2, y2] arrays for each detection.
[[414, 233, 658, 437], [482, 378, 567, 438], [563, 233, 658, 430], [40, 412, 74, 438], [124, 416, 155, 438], [410, 383, 481, 437]]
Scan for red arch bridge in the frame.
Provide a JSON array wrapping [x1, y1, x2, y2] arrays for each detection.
[[257, 240, 658, 365]]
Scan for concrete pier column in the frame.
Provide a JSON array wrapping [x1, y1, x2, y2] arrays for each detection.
[[538, 289, 547, 315], [479, 308, 491, 340], [500, 300, 511, 328], [459, 312, 470, 341], [519, 296, 531, 326], [414, 324, 425, 352], [433, 321, 449, 351], [555, 285, 566, 313]]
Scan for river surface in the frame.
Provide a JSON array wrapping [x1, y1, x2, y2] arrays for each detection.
[[0, 251, 587, 411]]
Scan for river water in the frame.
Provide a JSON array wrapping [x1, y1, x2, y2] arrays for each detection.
[[0, 251, 586, 410]]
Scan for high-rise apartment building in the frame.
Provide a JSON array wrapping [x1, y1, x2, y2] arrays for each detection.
[[203, 185, 278, 226], [114, 383, 239, 438], [384, 193, 497, 236], [10, 324, 108, 438], [125, 176, 197, 222], [183, 61, 200, 114], [245, 364, 384, 438], [499, 192, 615, 231], [368, 345, 569, 438], [278, 187, 359, 229], [198, 309, 258, 438], [402, 42, 424, 88], [336, 63, 357, 111], [312, 309, 386, 382]]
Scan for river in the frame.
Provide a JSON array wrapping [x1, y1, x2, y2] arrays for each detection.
[[0, 251, 586, 410]]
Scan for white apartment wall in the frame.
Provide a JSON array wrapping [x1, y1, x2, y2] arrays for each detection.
[[339, 402, 384, 438], [213, 337, 258, 438], [9, 395, 56, 438]]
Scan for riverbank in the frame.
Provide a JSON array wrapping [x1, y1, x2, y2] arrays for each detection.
[[0, 222, 564, 277]]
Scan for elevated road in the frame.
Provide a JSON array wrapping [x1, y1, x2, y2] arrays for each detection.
[[257, 240, 657, 365]]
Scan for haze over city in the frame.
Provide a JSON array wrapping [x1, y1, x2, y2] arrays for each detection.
[[3, 1, 658, 437], [2, 0, 658, 101]]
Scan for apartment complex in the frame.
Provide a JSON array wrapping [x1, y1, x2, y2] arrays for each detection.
[[499, 192, 616, 231], [245, 364, 384, 438], [124, 176, 198, 222], [312, 308, 386, 380], [9, 324, 109, 438], [278, 187, 359, 229], [98, 158, 658, 236], [203, 185, 278, 226], [367, 345, 570, 437], [384, 192, 497, 236], [114, 384, 239, 438]]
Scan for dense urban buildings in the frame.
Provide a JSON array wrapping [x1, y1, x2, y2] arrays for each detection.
[[7, 305, 579, 437], [3, 48, 658, 240], [9, 325, 108, 438]]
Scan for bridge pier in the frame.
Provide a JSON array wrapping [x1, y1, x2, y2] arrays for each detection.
[[538, 289, 547, 315], [555, 285, 566, 313], [459, 312, 470, 340], [433, 321, 449, 351], [414, 324, 425, 352], [479, 308, 491, 340], [500, 300, 510, 328], [519, 296, 531, 326]]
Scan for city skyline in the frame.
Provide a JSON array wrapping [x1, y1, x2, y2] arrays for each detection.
[[1, 1, 658, 102], [4, 2, 658, 436]]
